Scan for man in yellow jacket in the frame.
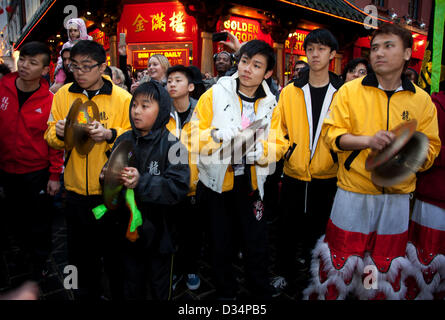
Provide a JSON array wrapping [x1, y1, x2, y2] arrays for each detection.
[[192, 40, 287, 299], [45, 41, 132, 299], [271, 29, 342, 295], [303, 24, 441, 300]]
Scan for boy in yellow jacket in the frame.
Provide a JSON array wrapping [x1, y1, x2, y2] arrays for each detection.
[[271, 29, 342, 295], [304, 23, 440, 300], [45, 40, 132, 299]]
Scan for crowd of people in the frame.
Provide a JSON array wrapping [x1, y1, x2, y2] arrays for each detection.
[[0, 17, 444, 301]]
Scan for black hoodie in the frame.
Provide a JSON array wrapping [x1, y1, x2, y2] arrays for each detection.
[[110, 80, 190, 253]]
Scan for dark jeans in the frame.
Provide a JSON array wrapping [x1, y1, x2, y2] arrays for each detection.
[[197, 175, 273, 299], [0, 168, 53, 281], [65, 191, 124, 300], [275, 175, 337, 285]]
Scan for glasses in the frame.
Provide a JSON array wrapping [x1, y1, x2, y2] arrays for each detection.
[[69, 63, 101, 73]]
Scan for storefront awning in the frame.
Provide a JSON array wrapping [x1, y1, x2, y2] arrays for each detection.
[[279, 0, 389, 28], [14, 0, 57, 49]]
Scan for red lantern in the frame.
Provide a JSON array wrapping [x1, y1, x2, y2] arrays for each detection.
[[0, 8, 4, 14], [5, 6, 12, 13]]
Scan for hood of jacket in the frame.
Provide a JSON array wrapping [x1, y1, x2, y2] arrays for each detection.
[[66, 18, 91, 42], [129, 80, 172, 140]]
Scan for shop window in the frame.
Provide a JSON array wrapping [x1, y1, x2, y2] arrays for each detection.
[[372, 0, 385, 7], [409, 0, 420, 20]]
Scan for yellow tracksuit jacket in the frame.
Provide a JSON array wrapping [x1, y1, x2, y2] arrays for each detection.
[[324, 73, 441, 195], [44, 77, 132, 196]]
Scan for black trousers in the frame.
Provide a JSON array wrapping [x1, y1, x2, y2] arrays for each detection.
[[172, 196, 202, 275], [197, 175, 273, 299], [121, 237, 174, 300], [275, 175, 337, 284], [0, 168, 53, 281], [65, 191, 124, 300]]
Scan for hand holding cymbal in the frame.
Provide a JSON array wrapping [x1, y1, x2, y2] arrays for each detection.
[[121, 167, 140, 189]]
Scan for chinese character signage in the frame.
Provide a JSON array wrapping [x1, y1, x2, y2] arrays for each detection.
[[133, 49, 189, 69], [118, 3, 197, 43], [217, 16, 273, 46], [285, 30, 310, 56], [89, 28, 110, 51]]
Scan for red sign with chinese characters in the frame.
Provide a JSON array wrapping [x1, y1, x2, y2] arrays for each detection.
[[217, 16, 273, 46], [117, 3, 197, 43], [133, 49, 189, 69], [89, 28, 110, 50], [285, 29, 310, 56]]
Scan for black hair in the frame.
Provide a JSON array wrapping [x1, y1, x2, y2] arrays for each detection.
[[70, 40, 106, 64], [303, 29, 339, 52], [0, 63, 11, 76], [166, 65, 193, 84], [133, 80, 161, 103], [341, 57, 371, 81], [238, 40, 276, 71], [294, 60, 308, 69], [61, 47, 71, 56], [371, 23, 413, 50], [104, 66, 112, 78], [20, 41, 51, 66]]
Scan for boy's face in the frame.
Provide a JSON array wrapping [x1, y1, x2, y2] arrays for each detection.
[[370, 33, 411, 77], [237, 53, 272, 90], [69, 28, 80, 40], [70, 54, 106, 90], [306, 43, 336, 72], [131, 94, 160, 136], [17, 54, 49, 82], [167, 72, 194, 100]]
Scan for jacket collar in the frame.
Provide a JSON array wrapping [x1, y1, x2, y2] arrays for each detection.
[[293, 69, 343, 90], [2, 72, 50, 99], [68, 75, 113, 96], [361, 72, 416, 93], [170, 97, 198, 123]]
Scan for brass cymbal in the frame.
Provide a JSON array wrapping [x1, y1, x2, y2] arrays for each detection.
[[72, 100, 100, 155], [365, 119, 430, 187], [103, 140, 134, 210], [64, 98, 83, 151], [370, 131, 429, 187], [365, 119, 418, 171]]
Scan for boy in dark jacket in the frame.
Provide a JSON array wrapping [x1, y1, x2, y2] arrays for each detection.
[[108, 80, 190, 300]]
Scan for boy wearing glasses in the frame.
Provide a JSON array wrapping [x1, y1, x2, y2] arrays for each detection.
[[45, 40, 132, 300]]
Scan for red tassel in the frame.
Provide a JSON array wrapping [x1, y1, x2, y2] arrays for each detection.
[[5, 6, 12, 13], [0, 8, 4, 14]]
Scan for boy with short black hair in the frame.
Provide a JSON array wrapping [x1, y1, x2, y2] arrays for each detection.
[[45, 40, 132, 300], [271, 28, 343, 295], [0, 41, 64, 283], [192, 39, 287, 299], [166, 65, 202, 291], [112, 80, 190, 300]]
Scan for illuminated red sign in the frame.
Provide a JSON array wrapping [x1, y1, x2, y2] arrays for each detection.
[[89, 28, 110, 50], [117, 3, 197, 43], [217, 16, 273, 46], [285, 29, 310, 56], [133, 49, 189, 69]]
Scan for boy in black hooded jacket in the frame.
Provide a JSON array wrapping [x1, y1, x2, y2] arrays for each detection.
[[106, 80, 190, 300]]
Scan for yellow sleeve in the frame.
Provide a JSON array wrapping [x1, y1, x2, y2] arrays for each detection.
[[44, 90, 67, 150], [417, 95, 441, 172], [323, 86, 352, 153], [190, 88, 221, 155], [108, 94, 132, 150], [262, 97, 289, 163]]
